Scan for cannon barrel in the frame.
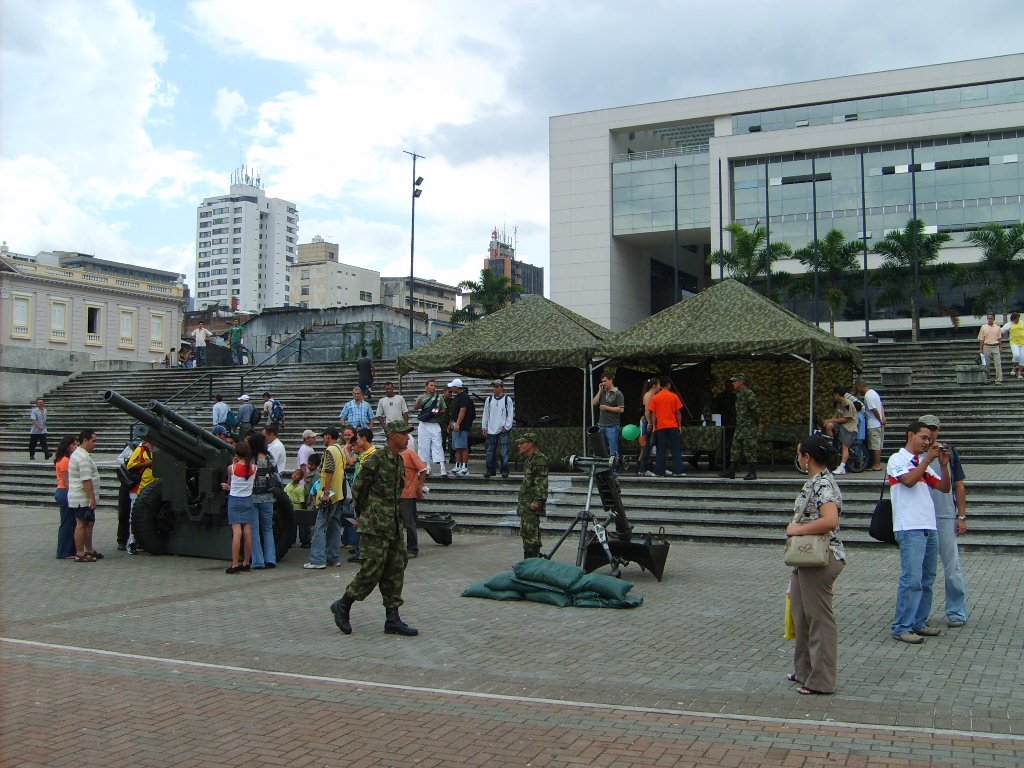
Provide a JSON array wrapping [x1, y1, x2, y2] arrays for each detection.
[[102, 390, 226, 465], [147, 399, 229, 453]]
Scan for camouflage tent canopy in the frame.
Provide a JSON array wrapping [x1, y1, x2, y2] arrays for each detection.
[[396, 294, 613, 378], [594, 279, 863, 369]]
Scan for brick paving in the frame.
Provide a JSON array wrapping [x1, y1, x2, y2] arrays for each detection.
[[2, 505, 1023, 766]]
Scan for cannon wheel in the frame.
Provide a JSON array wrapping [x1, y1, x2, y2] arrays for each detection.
[[131, 480, 172, 555], [271, 487, 296, 561]]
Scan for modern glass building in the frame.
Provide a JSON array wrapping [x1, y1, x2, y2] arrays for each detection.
[[549, 54, 1024, 335]]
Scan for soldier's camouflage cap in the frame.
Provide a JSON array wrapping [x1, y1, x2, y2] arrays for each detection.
[[514, 432, 538, 446], [385, 420, 415, 434], [729, 373, 749, 382]]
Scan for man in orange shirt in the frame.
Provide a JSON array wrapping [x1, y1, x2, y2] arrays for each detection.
[[977, 313, 1003, 385], [645, 375, 686, 477], [401, 444, 427, 557]]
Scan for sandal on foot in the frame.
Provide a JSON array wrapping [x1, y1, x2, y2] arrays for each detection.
[[797, 686, 831, 695], [73, 554, 96, 563], [86, 551, 104, 560], [786, 673, 800, 683]]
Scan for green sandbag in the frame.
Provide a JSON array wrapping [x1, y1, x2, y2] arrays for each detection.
[[524, 590, 573, 608], [513, 559, 585, 591], [572, 594, 644, 609], [484, 571, 520, 592], [573, 573, 633, 600], [462, 581, 524, 601]]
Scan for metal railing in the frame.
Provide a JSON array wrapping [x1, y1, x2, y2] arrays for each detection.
[[164, 331, 306, 412]]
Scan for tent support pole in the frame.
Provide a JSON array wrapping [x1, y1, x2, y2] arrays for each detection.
[[808, 355, 816, 433]]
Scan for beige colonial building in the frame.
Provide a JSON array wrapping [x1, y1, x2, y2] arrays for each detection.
[[380, 276, 458, 322], [0, 243, 187, 400], [289, 237, 381, 309]]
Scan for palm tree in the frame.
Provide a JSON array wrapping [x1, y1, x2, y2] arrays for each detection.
[[449, 268, 522, 324], [707, 223, 791, 288], [963, 222, 1024, 317], [793, 229, 862, 335], [871, 218, 952, 342]]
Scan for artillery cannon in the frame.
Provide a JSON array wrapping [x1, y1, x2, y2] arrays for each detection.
[[103, 390, 295, 560]]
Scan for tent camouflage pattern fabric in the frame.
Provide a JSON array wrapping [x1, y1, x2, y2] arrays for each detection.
[[594, 279, 863, 368], [397, 295, 613, 378]]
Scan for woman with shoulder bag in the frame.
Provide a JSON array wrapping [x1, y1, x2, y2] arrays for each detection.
[[787, 434, 847, 695], [246, 433, 278, 569]]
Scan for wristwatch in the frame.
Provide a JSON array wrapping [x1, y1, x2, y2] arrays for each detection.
[[957, 515, 967, 521]]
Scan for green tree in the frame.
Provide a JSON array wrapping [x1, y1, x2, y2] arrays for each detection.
[[792, 229, 862, 336], [962, 222, 1024, 316], [708, 223, 791, 288], [871, 218, 952, 342], [449, 268, 522, 324]]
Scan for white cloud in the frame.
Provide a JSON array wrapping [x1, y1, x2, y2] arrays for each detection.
[[0, 0, 218, 260], [213, 87, 247, 131]]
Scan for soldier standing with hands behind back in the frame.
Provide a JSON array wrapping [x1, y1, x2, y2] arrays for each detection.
[[515, 433, 548, 559], [330, 421, 419, 637], [720, 374, 761, 480]]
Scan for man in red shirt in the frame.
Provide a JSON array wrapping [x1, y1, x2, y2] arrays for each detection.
[[645, 375, 686, 477], [401, 444, 427, 557]]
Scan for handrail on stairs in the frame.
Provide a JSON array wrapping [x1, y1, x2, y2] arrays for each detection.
[[165, 331, 306, 411]]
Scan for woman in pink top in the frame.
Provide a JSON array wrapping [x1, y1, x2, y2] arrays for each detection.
[[53, 435, 78, 559]]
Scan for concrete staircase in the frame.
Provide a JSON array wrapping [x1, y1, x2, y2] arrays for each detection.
[[854, 338, 1023, 462]]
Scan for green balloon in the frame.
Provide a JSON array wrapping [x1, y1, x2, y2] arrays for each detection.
[[621, 423, 641, 441]]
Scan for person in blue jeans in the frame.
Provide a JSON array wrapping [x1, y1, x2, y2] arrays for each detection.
[[481, 380, 515, 478], [592, 372, 625, 463], [246, 433, 277, 569], [886, 421, 950, 644], [304, 428, 346, 569], [917, 414, 969, 627]]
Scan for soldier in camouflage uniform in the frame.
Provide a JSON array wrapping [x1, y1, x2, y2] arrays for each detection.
[[719, 374, 762, 480], [515, 433, 548, 559], [330, 420, 418, 637]]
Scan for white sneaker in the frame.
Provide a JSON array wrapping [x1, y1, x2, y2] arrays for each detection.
[[834, 464, 847, 475], [303, 563, 326, 570]]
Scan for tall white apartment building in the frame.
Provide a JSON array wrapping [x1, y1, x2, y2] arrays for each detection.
[[194, 168, 298, 312]]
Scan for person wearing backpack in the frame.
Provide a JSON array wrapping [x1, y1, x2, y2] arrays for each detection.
[[262, 391, 285, 432], [246, 433, 279, 569], [237, 394, 256, 439], [447, 379, 475, 476], [124, 438, 156, 555], [412, 379, 448, 478], [482, 379, 515, 479]]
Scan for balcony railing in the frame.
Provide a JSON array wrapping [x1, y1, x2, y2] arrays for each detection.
[[612, 145, 709, 163]]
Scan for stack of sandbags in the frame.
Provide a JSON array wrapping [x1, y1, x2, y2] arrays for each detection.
[[462, 558, 643, 608]]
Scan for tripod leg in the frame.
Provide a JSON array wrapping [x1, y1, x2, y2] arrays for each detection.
[[592, 522, 620, 578], [574, 514, 591, 568], [544, 516, 580, 560]]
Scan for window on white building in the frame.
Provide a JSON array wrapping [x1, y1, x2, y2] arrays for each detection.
[[119, 309, 136, 349], [50, 300, 68, 342], [86, 305, 102, 345], [150, 313, 165, 351], [12, 294, 32, 338]]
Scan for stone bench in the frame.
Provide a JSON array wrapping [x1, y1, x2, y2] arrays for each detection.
[[880, 367, 913, 387], [954, 364, 988, 385]]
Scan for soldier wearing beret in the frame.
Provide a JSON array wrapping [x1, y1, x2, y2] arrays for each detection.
[[719, 374, 761, 480], [330, 420, 418, 637], [515, 433, 548, 559]]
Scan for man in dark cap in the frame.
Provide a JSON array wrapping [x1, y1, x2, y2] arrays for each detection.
[[719, 374, 761, 480], [330, 420, 419, 637], [515, 433, 548, 559]]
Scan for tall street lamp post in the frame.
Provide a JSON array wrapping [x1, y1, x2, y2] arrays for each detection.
[[404, 150, 424, 351]]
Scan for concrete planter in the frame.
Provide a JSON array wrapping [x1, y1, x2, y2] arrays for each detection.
[[880, 367, 913, 387], [955, 364, 988, 385]]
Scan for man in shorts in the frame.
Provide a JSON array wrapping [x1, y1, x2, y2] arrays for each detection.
[[856, 378, 886, 471], [822, 386, 857, 474]]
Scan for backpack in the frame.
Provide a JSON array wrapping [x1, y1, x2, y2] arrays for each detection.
[[224, 410, 239, 429], [249, 406, 262, 426], [116, 461, 142, 488], [463, 393, 477, 428], [269, 399, 284, 424], [253, 456, 281, 494]]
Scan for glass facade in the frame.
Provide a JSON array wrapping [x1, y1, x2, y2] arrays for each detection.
[[731, 130, 1024, 249], [612, 151, 710, 235], [733, 79, 1024, 134]]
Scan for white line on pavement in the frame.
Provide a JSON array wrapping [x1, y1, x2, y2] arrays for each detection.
[[3, 636, 1021, 743]]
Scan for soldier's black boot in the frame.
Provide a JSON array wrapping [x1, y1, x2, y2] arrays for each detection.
[[384, 607, 418, 636], [330, 593, 354, 635], [743, 464, 758, 480], [717, 462, 735, 479]]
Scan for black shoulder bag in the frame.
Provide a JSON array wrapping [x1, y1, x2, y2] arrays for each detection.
[[868, 476, 898, 546]]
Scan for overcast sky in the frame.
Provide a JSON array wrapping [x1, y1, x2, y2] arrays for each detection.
[[1, 0, 1022, 296]]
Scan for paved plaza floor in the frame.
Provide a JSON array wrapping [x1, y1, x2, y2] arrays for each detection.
[[2, 505, 1022, 767]]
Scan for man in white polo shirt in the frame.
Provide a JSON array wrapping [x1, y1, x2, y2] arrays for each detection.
[[886, 420, 951, 644]]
